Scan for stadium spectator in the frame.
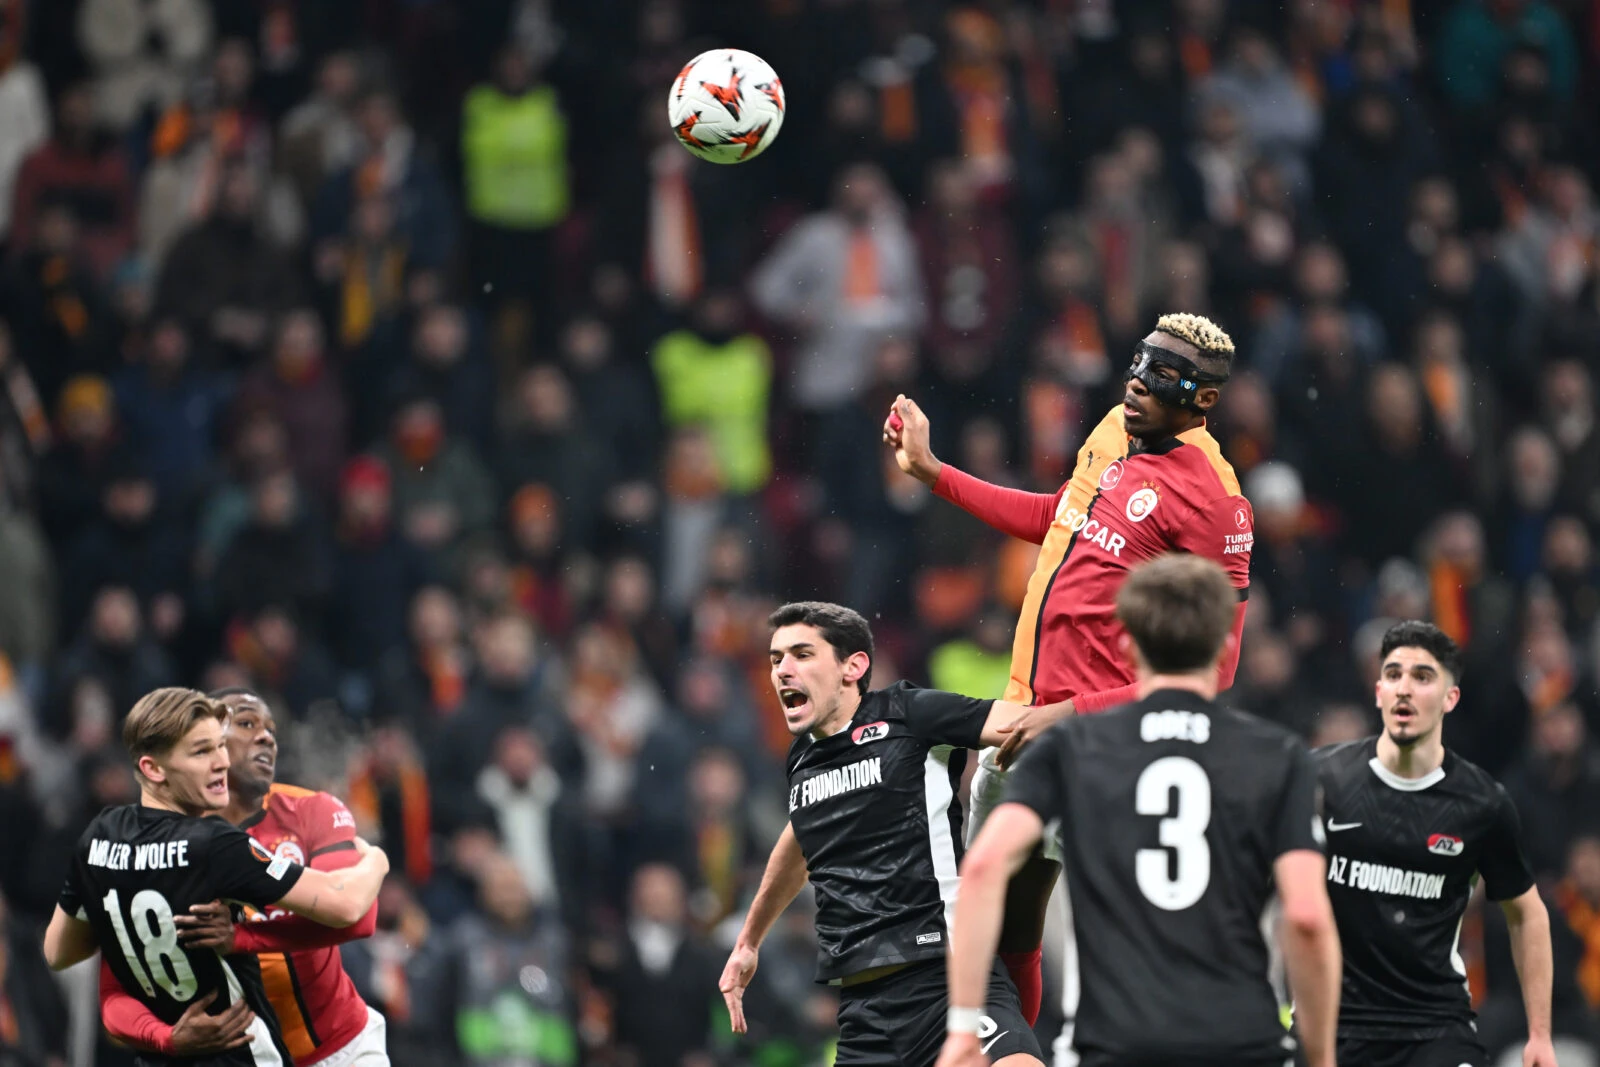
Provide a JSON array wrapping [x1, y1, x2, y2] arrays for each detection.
[[0, 5, 1598, 1062]]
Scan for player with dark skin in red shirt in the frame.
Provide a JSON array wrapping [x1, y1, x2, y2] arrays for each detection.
[[883, 312, 1254, 1025], [100, 690, 389, 1063]]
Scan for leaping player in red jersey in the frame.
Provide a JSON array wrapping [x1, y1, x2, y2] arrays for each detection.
[[883, 312, 1254, 1026], [100, 689, 390, 1063]]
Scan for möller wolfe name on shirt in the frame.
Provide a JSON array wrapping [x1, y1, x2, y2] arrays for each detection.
[[789, 757, 882, 811]]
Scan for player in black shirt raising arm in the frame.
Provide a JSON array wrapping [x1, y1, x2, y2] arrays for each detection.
[[719, 601, 1057, 1067], [1316, 621, 1556, 1067], [939, 555, 1342, 1067], [42, 687, 390, 1067]]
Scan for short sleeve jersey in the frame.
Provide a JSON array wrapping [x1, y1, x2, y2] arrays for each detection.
[[1314, 739, 1535, 1039], [1007, 407, 1253, 706], [785, 681, 991, 982], [1003, 692, 1320, 1063], [61, 804, 305, 1065], [237, 784, 371, 1065]]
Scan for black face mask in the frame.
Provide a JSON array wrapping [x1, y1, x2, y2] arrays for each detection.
[[1124, 341, 1229, 410]]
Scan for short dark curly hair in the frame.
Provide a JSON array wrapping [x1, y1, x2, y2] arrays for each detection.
[[1379, 620, 1463, 683]]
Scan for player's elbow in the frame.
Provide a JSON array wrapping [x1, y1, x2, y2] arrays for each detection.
[[327, 898, 364, 927], [958, 843, 1010, 887], [1280, 896, 1335, 939]]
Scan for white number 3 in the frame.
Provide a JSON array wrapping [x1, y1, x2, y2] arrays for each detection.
[[1134, 756, 1212, 910]]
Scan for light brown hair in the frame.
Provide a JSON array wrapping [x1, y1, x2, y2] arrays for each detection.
[[1115, 555, 1237, 673], [123, 687, 229, 772]]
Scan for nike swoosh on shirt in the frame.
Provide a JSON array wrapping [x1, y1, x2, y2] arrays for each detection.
[[981, 1031, 1010, 1055], [1326, 821, 1362, 832]]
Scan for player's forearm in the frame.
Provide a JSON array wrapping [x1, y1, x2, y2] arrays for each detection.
[[945, 848, 1010, 1013], [1505, 893, 1554, 1039], [736, 823, 807, 951], [234, 901, 377, 953], [1280, 915, 1341, 1067], [1073, 683, 1140, 714], [287, 853, 387, 926], [100, 960, 174, 1053], [932, 465, 1059, 544]]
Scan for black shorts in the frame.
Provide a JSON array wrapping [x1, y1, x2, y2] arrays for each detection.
[[835, 959, 1042, 1066], [1337, 1024, 1488, 1067]]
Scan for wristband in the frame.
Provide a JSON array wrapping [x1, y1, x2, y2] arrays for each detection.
[[946, 1006, 983, 1034]]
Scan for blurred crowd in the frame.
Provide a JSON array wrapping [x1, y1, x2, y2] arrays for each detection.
[[1, 0, 1599, 1064]]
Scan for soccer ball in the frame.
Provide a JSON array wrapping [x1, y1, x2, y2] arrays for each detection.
[[668, 49, 785, 164]]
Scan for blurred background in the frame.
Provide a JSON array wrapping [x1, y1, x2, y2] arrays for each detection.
[[0, 0, 1598, 1064]]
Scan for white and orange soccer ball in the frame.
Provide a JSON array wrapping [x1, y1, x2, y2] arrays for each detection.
[[667, 49, 785, 164]]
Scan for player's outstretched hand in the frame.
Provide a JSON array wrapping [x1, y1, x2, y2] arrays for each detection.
[[995, 700, 1076, 769], [934, 1032, 988, 1067], [718, 943, 759, 1034], [883, 395, 943, 487], [170, 991, 256, 1054], [175, 901, 236, 953], [1523, 1035, 1559, 1067]]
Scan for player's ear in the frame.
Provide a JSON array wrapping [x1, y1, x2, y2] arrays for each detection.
[[841, 651, 870, 688], [137, 754, 165, 785], [1194, 386, 1221, 413], [1442, 685, 1461, 715]]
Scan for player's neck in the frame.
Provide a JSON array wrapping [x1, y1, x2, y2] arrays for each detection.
[[1375, 730, 1445, 779], [1129, 416, 1204, 453], [809, 691, 863, 740], [1136, 672, 1218, 702], [139, 786, 200, 817], [223, 787, 267, 826]]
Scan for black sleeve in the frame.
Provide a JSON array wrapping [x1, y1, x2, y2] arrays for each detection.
[[898, 683, 993, 749], [209, 825, 306, 909], [1272, 741, 1325, 858], [1479, 786, 1536, 902], [999, 727, 1067, 821]]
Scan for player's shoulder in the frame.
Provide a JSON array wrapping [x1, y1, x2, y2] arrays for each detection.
[[861, 681, 938, 723], [268, 782, 355, 836], [1442, 749, 1513, 802], [1213, 704, 1307, 751], [1167, 427, 1244, 498], [1311, 737, 1377, 775]]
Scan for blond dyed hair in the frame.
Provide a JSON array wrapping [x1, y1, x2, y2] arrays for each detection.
[[124, 687, 229, 774], [1155, 313, 1235, 358]]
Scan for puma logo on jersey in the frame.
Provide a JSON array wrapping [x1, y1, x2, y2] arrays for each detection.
[[1053, 503, 1127, 557], [1427, 833, 1464, 857], [852, 721, 890, 744], [791, 758, 883, 810]]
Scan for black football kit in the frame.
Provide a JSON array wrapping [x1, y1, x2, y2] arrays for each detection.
[[785, 682, 1041, 1066]]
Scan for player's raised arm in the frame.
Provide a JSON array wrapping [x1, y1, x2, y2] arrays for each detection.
[[884, 396, 1061, 544], [720, 821, 808, 1034]]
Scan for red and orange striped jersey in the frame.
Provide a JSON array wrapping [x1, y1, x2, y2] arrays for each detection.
[[1005, 405, 1253, 707], [237, 783, 372, 1065]]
